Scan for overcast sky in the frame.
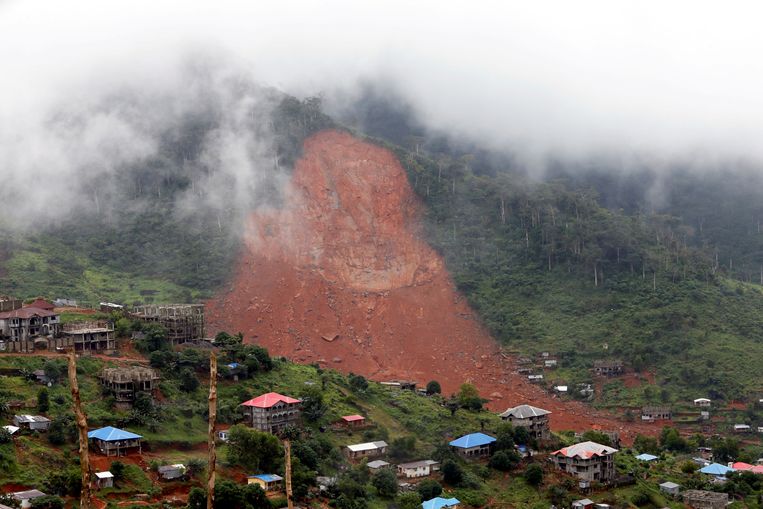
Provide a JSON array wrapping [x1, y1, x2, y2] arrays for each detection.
[[2, 0, 763, 170]]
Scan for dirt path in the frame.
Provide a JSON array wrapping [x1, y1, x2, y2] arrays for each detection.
[[206, 130, 659, 444]]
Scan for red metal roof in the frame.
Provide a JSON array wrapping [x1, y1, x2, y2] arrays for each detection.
[[732, 462, 753, 470], [0, 307, 58, 320], [25, 299, 54, 311], [342, 415, 365, 422], [240, 392, 300, 408]]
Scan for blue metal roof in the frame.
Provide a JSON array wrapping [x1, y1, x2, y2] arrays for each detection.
[[227, 362, 240, 369], [700, 463, 734, 476], [448, 432, 496, 449], [87, 426, 143, 442], [422, 497, 460, 509], [248, 474, 283, 482], [635, 453, 658, 461]]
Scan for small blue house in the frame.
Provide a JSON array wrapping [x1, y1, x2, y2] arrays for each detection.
[[422, 497, 460, 509], [699, 463, 734, 478], [88, 426, 143, 456], [449, 433, 496, 458], [248, 473, 284, 491]]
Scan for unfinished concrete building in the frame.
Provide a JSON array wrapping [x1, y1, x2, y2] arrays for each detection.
[[100, 366, 159, 408], [132, 304, 205, 344], [0, 296, 23, 312], [63, 321, 116, 352]]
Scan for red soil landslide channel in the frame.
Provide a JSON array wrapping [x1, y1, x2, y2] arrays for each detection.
[[206, 130, 655, 442]]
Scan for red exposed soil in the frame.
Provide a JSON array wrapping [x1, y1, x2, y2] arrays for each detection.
[[206, 130, 657, 443]]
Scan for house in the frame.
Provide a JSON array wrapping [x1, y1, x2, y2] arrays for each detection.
[[247, 474, 283, 492], [659, 481, 680, 496], [100, 366, 159, 407], [396, 460, 439, 478], [641, 406, 672, 421], [53, 298, 77, 308], [367, 460, 391, 471], [0, 307, 63, 352], [635, 453, 658, 462], [131, 304, 204, 344], [593, 360, 623, 377], [698, 463, 734, 478], [527, 374, 544, 383], [2, 425, 19, 436], [158, 464, 186, 481], [730, 462, 753, 471], [421, 497, 460, 509], [31, 369, 50, 385], [63, 321, 116, 352], [758, 426, 763, 433], [13, 415, 51, 431], [25, 299, 54, 311], [223, 362, 247, 380], [338, 414, 366, 428], [100, 302, 124, 313], [345, 441, 388, 460], [733, 424, 751, 433], [693, 398, 711, 407], [554, 385, 568, 394], [88, 426, 143, 456], [449, 433, 496, 459], [498, 404, 551, 440], [380, 380, 417, 391], [217, 430, 229, 442], [12, 489, 47, 509], [682, 489, 729, 509], [240, 392, 301, 434], [544, 359, 558, 368], [571, 499, 594, 509], [550, 441, 618, 483], [94, 471, 114, 488]]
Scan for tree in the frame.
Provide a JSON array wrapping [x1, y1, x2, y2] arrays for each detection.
[[512, 425, 530, 446], [139, 324, 169, 353], [524, 463, 544, 486], [397, 492, 422, 509], [494, 423, 515, 451], [0, 428, 10, 444], [179, 368, 200, 392], [37, 388, 49, 413], [416, 479, 442, 500], [30, 496, 64, 509], [242, 483, 270, 509], [301, 386, 327, 422], [214, 480, 244, 509], [110, 461, 126, 482], [489, 450, 521, 471], [389, 436, 416, 461], [581, 430, 611, 446], [187, 487, 206, 509], [633, 434, 659, 455], [349, 373, 369, 392], [42, 360, 64, 384], [426, 380, 441, 395], [441, 460, 463, 486], [659, 426, 688, 452], [226, 425, 282, 472], [372, 468, 398, 498], [457, 383, 482, 410]]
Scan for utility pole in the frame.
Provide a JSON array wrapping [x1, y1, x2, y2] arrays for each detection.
[[284, 439, 294, 509], [207, 352, 217, 509], [68, 351, 90, 509]]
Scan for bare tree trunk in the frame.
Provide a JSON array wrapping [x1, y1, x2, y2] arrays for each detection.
[[284, 439, 294, 509], [594, 264, 598, 287], [68, 352, 90, 509], [207, 352, 217, 509]]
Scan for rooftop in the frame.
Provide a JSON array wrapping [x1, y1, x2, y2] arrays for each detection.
[[341, 414, 365, 422], [240, 392, 301, 408], [248, 474, 283, 482], [421, 497, 460, 509], [552, 441, 618, 459], [449, 433, 496, 449], [0, 307, 57, 320], [346, 441, 388, 452], [87, 426, 143, 442], [14, 415, 50, 424], [499, 404, 551, 419]]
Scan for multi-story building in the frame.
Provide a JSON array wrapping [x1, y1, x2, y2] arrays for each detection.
[[550, 441, 618, 483], [100, 366, 159, 408], [131, 304, 205, 344], [498, 404, 551, 440], [64, 321, 116, 352], [0, 306, 67, 352], [240, 392, 301, 433]]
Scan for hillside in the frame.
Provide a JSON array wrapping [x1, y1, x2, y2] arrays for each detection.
[[1, 96, 762, 409]]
